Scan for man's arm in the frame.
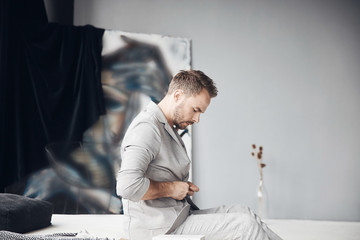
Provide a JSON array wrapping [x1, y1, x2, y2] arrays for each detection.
[[117, 120, 200, 201], [142, 179, 199, 200], [117, 143, 200, 201]]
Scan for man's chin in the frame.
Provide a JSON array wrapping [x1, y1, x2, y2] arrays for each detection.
[[175, 123, 189, 130]]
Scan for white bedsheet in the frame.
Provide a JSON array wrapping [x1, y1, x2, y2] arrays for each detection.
[[27, 215, 360, 240], [264, 219, 360, 240], [27, 214, 129, 240]]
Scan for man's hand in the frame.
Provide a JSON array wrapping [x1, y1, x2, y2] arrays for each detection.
[[170, 181, 192, 200], [141, 180, 200, 201], [187, 182, 200, 197], [170, 181, 199, 200]]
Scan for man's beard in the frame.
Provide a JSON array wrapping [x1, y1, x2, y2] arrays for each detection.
[[173, 104, 192, 130]]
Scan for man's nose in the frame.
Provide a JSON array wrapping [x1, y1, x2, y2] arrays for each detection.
[[193, 113, 200, 123]]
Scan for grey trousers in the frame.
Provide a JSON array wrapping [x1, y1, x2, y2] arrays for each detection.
[[171, 204, 282, 240]]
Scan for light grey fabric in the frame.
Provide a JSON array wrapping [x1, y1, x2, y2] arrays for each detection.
[[117, 101, 191, 240], [172, 204, 283, 240]]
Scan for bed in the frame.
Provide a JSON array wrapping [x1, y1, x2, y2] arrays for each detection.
[[26, 214, 360, 240]]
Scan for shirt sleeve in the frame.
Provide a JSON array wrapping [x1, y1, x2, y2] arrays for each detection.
[[116, 120, 161, 201]]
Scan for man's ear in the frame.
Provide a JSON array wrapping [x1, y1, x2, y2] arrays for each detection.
[[173, 89, 184, 103]]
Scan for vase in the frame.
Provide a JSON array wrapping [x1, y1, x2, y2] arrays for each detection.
[[257, 179, 268, 219]]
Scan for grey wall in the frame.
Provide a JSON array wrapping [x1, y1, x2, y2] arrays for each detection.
[[74, 0, 360, 221]]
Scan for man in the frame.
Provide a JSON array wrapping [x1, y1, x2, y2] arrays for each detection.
[[117, 70, 281, 240]]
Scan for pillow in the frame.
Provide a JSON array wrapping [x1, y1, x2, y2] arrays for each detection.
[[0, 193, 53, 233]]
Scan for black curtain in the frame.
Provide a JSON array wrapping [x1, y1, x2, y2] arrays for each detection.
[[0, 0, 105, 192]]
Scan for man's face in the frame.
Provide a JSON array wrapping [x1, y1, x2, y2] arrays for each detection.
[[172, 88, 211, 130]]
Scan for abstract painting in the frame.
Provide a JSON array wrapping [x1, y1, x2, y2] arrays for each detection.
[[22, 30, 192, 213]]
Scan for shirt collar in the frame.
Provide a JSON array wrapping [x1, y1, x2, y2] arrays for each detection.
[[146, 100, 168, 125], [146, 101, 186, 149]]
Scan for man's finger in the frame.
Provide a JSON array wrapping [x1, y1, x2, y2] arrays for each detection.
[[189, 184, 199, 192]]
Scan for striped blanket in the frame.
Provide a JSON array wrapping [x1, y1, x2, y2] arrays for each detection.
[[0, 231, 113, 240]]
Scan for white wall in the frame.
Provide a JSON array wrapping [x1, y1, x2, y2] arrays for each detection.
[[74, 0, 360, 221]]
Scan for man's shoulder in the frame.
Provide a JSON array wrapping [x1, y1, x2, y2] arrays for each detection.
[[122, 107, 163, 149], [132, 108, 161, 127], [133, 101, 165, 125], [126, 108, 163, 137]]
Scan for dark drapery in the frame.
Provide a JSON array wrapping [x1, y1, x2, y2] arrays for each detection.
[[0, 0, 105, 192]]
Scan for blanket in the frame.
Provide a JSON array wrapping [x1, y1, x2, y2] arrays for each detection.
[[0, 231, 113, 240]]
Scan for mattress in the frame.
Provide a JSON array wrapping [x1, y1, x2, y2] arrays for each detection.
[[27, 215, 360, 240]]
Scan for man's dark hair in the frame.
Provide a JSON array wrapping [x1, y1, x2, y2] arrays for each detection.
[[168, 70, 218, 98]]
